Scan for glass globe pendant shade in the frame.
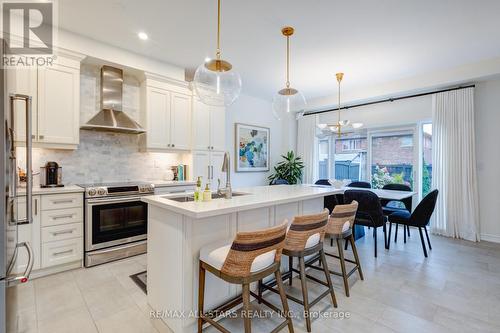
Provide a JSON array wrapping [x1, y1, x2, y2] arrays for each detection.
[[272, 87, 306, 120], [193, 58, 242, 107]]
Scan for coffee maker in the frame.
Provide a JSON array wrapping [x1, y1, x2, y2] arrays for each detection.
[[40, 161, 64, 188]]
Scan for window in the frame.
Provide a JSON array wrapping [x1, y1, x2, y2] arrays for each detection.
[[371, 131, 415, 189], [318, 139, 329, 179], [422, 123, 432, 196], [341, 139, 364, 151], [334, 137, 367, 181]]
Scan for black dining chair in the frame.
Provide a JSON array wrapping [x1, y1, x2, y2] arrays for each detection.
[[347, 181, 372, 189], [315, 179, 342, 247], [270, 179, 289, 185], [387, 189, 439, 257], [381, 183, 413, 243], [344, 190, 388, 257]]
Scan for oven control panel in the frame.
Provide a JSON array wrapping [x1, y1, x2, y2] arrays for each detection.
[[84, 183, 155, 198]]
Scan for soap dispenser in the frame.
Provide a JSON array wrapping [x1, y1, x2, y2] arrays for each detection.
[[203, 183, 212, 202]]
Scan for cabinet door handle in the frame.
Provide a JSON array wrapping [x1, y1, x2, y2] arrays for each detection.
[[34, 198, 38, 215], [39, 135, 44, 140], [172, 144, 175, 148], [52, 229, 74, 236], [53, 249, 73, 256]]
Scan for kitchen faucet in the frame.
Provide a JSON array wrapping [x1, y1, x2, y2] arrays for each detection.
[[217, 152, 232, 199]]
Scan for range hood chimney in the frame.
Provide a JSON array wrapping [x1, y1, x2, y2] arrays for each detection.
[[80, 65, 145, 134]]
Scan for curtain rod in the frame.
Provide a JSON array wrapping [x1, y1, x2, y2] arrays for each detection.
[[303, 84, 476, 116]]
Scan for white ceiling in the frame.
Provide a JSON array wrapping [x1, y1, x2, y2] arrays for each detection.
[[58, 0, 500, 102]]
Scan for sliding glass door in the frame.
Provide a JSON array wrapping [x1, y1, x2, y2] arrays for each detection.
[[368, 128, 418, 192], [332, 136, 368, 182]]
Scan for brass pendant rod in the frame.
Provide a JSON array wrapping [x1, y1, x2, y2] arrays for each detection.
[[286, 35, 290, 88], [216, 0, 221, 59]]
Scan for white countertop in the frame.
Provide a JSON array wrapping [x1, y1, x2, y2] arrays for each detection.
[[152, 180, 196, 188], [17, 184, 84, 196], [142, 184, 342, 219]]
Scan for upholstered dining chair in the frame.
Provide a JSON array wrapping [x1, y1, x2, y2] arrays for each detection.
[[388, 189, 439, 257], [271, 178, 289, 185], [344, 190, 388, 257], [381, 183, 413, 243], [347, 181, 372, 188]]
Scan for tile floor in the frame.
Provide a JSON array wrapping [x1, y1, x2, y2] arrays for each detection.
[[10, 227, 500, 333]]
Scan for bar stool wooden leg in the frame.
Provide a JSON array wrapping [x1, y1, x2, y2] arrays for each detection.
[[298, 257, 311, 332], [320, 249, 338, 307], [288, 256, 293, 286], [349, 235, 364, 280], [242, 283, 252, 333], [197, 262, 206, 333], [336, 238, 350, 297], [275, 270, 295, 333]]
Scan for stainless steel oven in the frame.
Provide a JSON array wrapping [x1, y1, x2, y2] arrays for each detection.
[[79, 182, 154, 267]]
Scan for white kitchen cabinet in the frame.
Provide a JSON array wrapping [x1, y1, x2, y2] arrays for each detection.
[[37, 62, 80, 146], [170, 92, 192, 150], [192, 99, 226, 151], [8, 51, 84, 149], [13, 191, 84, 276], [143, 87, 170, 150], [210, 106, 226, 151], [210, 151, 226, 188], [13, 196, 41, 274], [141, 75, 192, 151], [192, 150, 226, 189], [7, 68, 37, 143]]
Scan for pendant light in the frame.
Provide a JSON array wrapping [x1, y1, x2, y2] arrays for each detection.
[[193, 0, 241, 107], [318, 73, 363, 137], [272, 26, 306, 120]]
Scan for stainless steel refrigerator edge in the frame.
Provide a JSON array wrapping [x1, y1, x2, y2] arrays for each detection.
[[1, 41, 35, 333]]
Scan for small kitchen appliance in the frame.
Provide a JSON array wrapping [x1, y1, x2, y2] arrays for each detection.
[[40, 161, 63, 188]]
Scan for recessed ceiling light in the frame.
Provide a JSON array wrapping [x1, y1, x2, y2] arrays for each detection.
[[138, 32, 148, 40]]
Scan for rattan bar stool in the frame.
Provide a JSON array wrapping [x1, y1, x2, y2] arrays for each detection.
[[258, 209, 337, 332], [197, 222, 294, 333], [305, 201, 363, 297]]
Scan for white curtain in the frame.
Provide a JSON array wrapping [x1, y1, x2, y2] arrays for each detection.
[[297, 115, 318, 184], [432, 87, 480, 241]]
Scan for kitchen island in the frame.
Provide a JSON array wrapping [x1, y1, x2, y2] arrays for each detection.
[[142, 185, 342, 333]]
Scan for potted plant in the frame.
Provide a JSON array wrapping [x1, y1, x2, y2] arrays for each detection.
[[268, 151, 305, 185]]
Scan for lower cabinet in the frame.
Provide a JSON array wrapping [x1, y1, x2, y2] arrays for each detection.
[[15, 192, 84, 276], [192, 150, 226, 189], [41, 237, 83, 268]]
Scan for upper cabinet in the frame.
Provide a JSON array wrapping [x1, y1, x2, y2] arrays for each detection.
[[140, 74, 192, 152], [192, 98, 226, 151], [8, 50, 84, 149]]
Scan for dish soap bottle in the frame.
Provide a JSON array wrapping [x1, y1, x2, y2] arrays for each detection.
[[194, 176, 202, 202], [203, 183, 212, 202]]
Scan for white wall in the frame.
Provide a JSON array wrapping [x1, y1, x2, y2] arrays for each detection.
[[475, 78, 500, 242], [226, 94, 291, 187]]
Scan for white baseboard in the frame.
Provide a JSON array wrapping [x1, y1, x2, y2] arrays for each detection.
[[480, 233, 500, 243], [29, 260, 83, 280]]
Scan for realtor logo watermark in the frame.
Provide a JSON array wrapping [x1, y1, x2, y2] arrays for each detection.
[[2, 0, 57, 67]]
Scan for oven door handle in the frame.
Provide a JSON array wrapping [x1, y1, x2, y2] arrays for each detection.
[[86, 196, 150, 204]]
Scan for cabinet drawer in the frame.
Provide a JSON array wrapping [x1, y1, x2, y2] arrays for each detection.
[[42, 222, 82, 243], [42, 238, 83, 268], [41, 207, 83, 227], [41, 193, 82, 210]]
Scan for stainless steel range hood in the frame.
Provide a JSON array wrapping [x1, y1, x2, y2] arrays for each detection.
[[80, 65, 145, 134]]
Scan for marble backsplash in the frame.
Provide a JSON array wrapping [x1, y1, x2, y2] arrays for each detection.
[[16, 64, 187, 185]]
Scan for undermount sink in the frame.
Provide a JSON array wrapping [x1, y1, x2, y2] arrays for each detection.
[[165, 192, 248, 202]]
